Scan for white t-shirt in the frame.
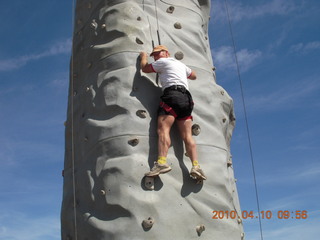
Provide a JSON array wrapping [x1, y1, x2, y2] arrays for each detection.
[[151, 57, 192, 90]]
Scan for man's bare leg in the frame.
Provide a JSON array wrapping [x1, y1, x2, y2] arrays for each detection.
[[145, 114, 175, 176], [177, 119, 206, 180], [157, 114, 175, 158], [176, 119, 197, 162]]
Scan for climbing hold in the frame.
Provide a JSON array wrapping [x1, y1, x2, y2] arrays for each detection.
[[174, 51, 184, 60], [227, 159, 232, 167], [196, 179, 203, 185], [128, 138, 139, 146], [196, 224, 205, 236], [212, 66, 216, 71], [222, 118, 227, 123], [174, 22, 182, 29], [136, 37, 144, 45], [142, 217, 155, 229], [84, 137, 88, 141], [237, 217, 242, 224], [190, 174, 197, 180], [90, 19, 98, 30], [185, 152, 189, 157], [86, 87, 90, 92], [136, 110, 147, 118], [192, 124, 201, 136], [73, 91, 77, 96], [137, 16, 141, 21], [220, 90, 224, 95], [100, 190, 106, 195], [235, 178, 237, 182], [101, 24, 106, 29], [87, 2, 92, 9], [87, 62, 92, 69], [241, 232, 245, 239], [145, 176, 154, 190], [166, 6, 175, 13]]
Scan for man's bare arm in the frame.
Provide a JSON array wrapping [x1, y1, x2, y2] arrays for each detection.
[[188, 71, 197, 80], [140, 52, 154, 73]]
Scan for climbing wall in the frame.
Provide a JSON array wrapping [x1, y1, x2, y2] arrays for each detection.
[[61, 0, 244, 239]]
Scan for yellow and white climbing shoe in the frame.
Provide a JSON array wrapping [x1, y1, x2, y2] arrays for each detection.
[[145, 162, 172, 177], [190, 165, 207, 180]]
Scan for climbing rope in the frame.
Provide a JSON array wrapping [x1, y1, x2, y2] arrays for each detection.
[[148, 0, 162, 86], [147, 16, 155, 49], [70, 0, 78, 239], [223, 0, 264, 239], [154, 0, 161, 45]]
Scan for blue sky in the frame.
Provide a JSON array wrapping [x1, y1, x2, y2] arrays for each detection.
[[0, 0, 319, 240]]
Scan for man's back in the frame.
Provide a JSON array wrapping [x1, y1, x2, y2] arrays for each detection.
[[151, 57, 191, 90]]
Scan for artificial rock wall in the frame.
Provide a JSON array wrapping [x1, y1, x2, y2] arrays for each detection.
[[61, 0, 244, 239]]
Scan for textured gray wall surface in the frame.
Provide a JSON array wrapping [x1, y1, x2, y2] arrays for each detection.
[[61, 0, 244, 239]]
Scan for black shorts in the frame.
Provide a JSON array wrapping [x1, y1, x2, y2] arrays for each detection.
[[158, 85, 194, 120]]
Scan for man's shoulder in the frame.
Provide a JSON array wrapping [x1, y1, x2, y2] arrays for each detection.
[[166, 57, 178, 62], [159, 57, 184, 65], [153, 57, 172, 67], [155, 57, 172, 62], [154, 57, 186, 69]]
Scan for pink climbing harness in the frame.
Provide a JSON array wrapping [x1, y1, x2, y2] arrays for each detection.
[[159, 101, 193, 120], [159, 101, 177, 118]]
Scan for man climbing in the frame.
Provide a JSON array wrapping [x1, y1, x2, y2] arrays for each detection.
[[140, 45, 206, 181]]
